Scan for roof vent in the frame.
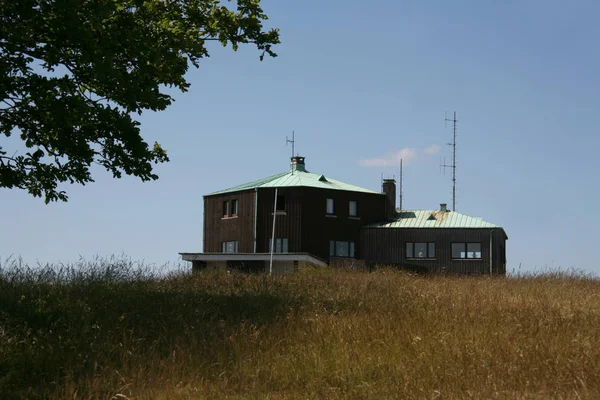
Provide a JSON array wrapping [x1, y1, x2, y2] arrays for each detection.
[[440, 203, 448, 212], [318, 175, 327, 182], [428, 214, 437, 221]]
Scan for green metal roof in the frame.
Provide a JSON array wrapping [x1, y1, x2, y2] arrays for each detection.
[[365, 210, 501, 229], [207, 168, 380, 196]]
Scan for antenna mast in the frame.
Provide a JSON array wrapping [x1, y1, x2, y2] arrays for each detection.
[[399, 158, 403, 211], [286, 131, 296, 174], [286, 131, 295, 159], [441, 111, 457, 211]]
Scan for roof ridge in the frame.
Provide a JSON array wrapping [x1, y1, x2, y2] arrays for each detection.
[[206, 168, 379, 196], [206, 170, 290, 196]]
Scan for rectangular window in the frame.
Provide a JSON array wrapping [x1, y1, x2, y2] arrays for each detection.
[[349, 200, 358, 217], [452, 243, 482, 259], [329, 240, 355, 258], [222, 201, 229, 217], [276, 195, 285, 212], [222, 240, 238, 254], [231, 199, 238, 216], [336, 241, 349, 257], [406, 242, 413, 258], [452, 243, 465, 259], [415, 243, 427, 258], [467, 243, 482, 259], [326, 198, 335, 215], [406, 242, 436, 258], [269, 238, 289, 253]]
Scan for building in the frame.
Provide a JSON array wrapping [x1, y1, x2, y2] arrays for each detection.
[[180, 156, 508, 275], [361, 205, 508, 274]]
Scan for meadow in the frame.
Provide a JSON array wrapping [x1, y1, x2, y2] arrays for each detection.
[[1, 257, 599, 399]]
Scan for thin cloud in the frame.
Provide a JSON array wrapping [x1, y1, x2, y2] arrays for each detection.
[[359, 148, 417, 167], [424, 144, 441, 155]]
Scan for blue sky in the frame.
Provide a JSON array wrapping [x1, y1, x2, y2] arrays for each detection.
[[1, 0, 599, 274]]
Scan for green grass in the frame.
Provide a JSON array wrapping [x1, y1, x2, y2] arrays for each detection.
[[1, 257, 600, 399]]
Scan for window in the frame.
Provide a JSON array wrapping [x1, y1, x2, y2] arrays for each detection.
[[467, 243, 482, 259], [406, 242, 435, 258], [326, 198, 335, 215], [336, 241, 349, 257], [231, 199, 238, 216], [276, 195, 285, 212], [222, 201, 229, 217], [221, 240, 238, 253], [329, 240, 355, 258], [269, 238, 289, 253], [452, 243, 482, 259], [349, 200, 358, 217]]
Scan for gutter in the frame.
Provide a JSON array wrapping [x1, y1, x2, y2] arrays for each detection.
[[253, 188, 258, 253], [489, 229, 494, 274]]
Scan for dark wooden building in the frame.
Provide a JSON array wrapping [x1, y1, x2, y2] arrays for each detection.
[[180, 156, 508, 275], [201, 157, 391, 261], [361, 206, 508, 274]]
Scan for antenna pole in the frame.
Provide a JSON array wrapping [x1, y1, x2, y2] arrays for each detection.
[[286, 131, 296, 174], [442, 111, 458, 211], [286, 131, 295, 159], [399, 158, 403, 211]]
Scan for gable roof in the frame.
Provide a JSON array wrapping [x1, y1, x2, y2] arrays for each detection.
[[206, 168, 380, 196], [365, 210, 501, 229]]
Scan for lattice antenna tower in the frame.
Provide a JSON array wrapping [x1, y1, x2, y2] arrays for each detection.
[[440, 111, 458, 211]]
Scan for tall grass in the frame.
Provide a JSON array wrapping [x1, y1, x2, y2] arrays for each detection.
[[2, 257, 600, 399]]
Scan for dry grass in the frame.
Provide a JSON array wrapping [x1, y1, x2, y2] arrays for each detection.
[[2, 258, 600, 399]]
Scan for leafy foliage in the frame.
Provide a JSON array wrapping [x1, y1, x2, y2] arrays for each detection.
[[0, 0, 279, 202]]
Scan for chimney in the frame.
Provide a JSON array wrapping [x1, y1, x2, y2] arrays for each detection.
[[291, 156, 306, 172], [440, 203, 448, 212], [382, 178, 396, 218]]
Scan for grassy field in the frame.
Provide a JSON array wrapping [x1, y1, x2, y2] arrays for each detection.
[[1, 258, 600, 399]]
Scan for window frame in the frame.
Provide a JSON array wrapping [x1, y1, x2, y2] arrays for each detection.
[[231, 199, 238, 216], [405, 242, 436, 259], [276, 195, 286, 212], [451, 242, 482, 259], [349, 200, 358, 217], [326, 198, 335, 215], [221, 240, 239, 254], [222, 201, 229, 217], [329, 240, 355, 258], [269, 237, 289, 253]]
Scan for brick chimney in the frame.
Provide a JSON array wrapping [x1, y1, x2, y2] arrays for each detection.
[[382, 178, 396, 218], [291, 156, 306, 172]]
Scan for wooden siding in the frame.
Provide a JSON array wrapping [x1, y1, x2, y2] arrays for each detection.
[[203, 190, 256, 253], [360, 228, 507, 274], [255, 187, 387, 261], [255, 187, 304, 254]]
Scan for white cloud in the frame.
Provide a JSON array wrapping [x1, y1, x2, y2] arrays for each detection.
[[424, 144, 441, 155], [359, 148, 418, 167]]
